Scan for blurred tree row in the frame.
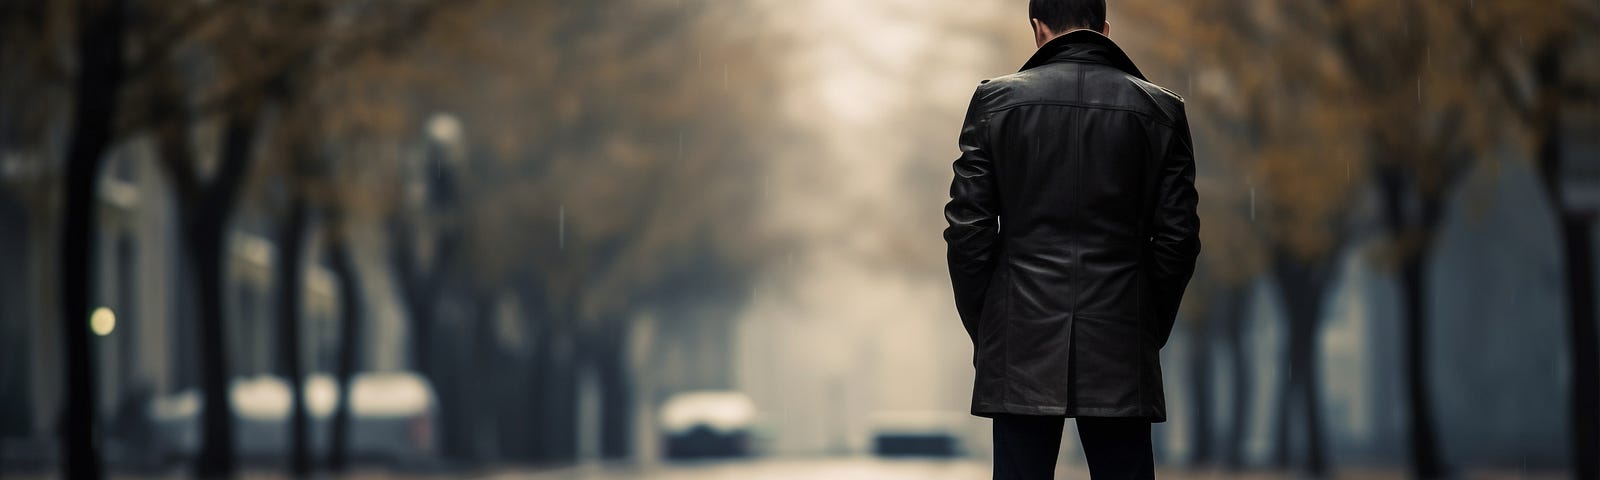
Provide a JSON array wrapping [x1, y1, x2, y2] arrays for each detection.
[[3, 0, 781, 477], [1128, 0, 1600, 478], [385, 0, 784, 464], [5, 0, 474, 476]]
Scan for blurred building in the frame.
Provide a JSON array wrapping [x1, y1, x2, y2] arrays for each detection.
[[0, 131, 418, 465]]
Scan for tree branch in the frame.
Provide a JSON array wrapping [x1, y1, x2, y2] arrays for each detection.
[[1453, 5, 1536, 125], [154, 117, 200, 204], [124, 2, 228, 84]]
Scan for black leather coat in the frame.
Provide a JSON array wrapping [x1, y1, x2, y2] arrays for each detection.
[[943, 31, 1200, 422]]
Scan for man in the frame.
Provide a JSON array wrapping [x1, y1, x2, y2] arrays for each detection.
[[942, 1, 1200, 479]]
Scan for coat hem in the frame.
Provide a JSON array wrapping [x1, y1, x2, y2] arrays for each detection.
[[971, 402, 1166, 423]]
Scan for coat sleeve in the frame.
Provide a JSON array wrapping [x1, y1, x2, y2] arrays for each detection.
[[1147, 104, 1201, 349], [943, 86, 1000, 342]]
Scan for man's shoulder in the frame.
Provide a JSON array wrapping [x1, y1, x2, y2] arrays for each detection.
[[967, 72, 1029, 110], [974, 71, 1028, 90], [1130, 77, 1185, 122], [1129, 74, 1183, 101], [969, 69, 1060, 99], [970, 68, 1186, 126]]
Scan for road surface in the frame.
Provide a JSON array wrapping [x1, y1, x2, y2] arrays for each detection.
[[5, 457, 1563, 479]]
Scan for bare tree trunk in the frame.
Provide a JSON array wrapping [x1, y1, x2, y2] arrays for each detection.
[[1187, 312, 1215, 467], [543, 317, 580, 463], [189, 108, 259, 480], [1297, 323, 1327, 478], [1375, 168, 1447, 479], [188, 215, 234, 478], [1192, 290, 1246, 467], [598, 320, 633, 460], [1560, 214, 1599, 480], [1542, 113, 1599, 480], [1399, 251, 1444, 479], [392, 221, 469, 460], [326, 234, 363, 471], [1503, 40, 1600, 480], [1524, 44, 1599, 480], [430, 289, 469, 461], [527, 311, 562, 464], [57, 66, 101, 480], [1272, 347, 1293, 469], [471, 291, 499, 463], [275, 195, 311, 476], [392, 224, 435, 380], [1222, 289, 1252, 470], [526, 330, 551, 461], [59, 0, 124, 477], [58, 86, 101, 456], [1274, 256, 1330, 477]]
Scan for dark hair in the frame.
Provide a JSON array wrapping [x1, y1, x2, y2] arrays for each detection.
[[1029, 0, 1106, 33]]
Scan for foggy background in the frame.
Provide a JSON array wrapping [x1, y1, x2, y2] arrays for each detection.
[[2, 0, 1598, 478]]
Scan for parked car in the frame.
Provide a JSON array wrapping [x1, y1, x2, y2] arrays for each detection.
[[149, 371, 437, 467], [869, 410, 965, 457], [659, 390, 756, 459]]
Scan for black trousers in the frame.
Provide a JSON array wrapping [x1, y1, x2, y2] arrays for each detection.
[[992, 414, 1154, 480]]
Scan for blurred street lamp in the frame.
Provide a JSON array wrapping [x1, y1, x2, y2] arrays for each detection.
[[425, 113, 465, 177], [426, 113, 463, 149], [422, 112, 464, 211], [90, 306, 116, 336]]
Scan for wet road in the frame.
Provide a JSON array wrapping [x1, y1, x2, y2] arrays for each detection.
[[9, 457, 1559, 480], [478, 458, 989, 480], [472, 460, 1555, 480]]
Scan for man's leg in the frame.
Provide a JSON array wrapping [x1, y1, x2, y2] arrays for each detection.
[[992, 414, 1065, 480], [1075, 416, 1155, 480]]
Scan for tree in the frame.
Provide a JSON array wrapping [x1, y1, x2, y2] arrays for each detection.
[[57, 0, 126, 477], [1187, 178, 1268, 467], [262, 5, 456, 471], [151, 70, 261, 477], [324, 219, 365, 470], [1125, 1, 1370, 475], [0, 0, 72, 455], [1449, 2, 1600, 477], [363, 0, 786, 462], [1312, 3, 1479, 477], [130, 1, 457, 474], [1130, 2, 1600, 477], [269, 170, 312, 475], [1301, 3, 1600, 477], [256, 105, 325, 475], [7, 1, 266, 475]]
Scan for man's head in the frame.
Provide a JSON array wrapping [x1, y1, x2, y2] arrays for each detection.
[[1029, 0, 1109, 48]]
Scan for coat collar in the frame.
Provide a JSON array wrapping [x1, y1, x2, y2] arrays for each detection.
[[1019, 30, 1146, 81]]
